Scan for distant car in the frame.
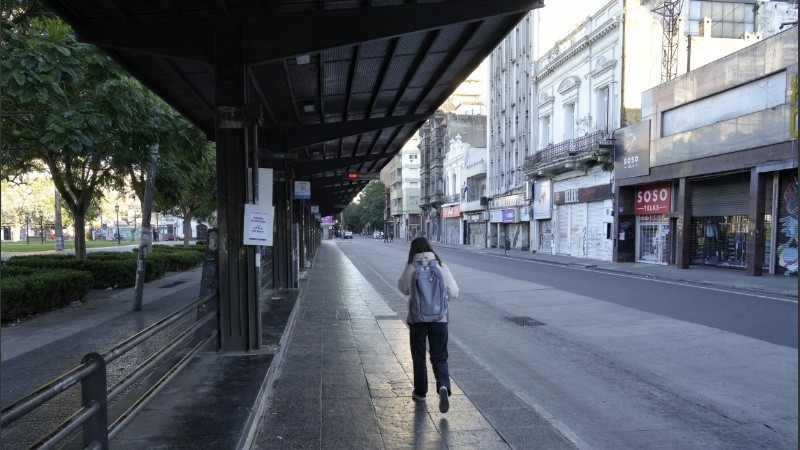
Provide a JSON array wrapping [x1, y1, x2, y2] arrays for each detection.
[[343, 231, 354, 239], [164, 233, 183, 241], [373, 231, 383, 239]]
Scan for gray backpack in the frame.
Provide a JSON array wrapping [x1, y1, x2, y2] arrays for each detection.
[[411, 257, 448, 322]]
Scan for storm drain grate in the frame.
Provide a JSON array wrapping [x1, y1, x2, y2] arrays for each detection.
[[160, 280, 186, 289], [507, 316, 546, 327]]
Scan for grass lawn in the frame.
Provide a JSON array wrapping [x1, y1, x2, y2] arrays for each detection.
[[0, 240, 132, 253]]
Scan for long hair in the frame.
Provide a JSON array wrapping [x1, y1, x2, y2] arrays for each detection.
[[407, 237, 442, 265]]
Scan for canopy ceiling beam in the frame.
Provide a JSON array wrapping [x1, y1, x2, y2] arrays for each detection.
[[260, 113, 428, 151], [73, 0, 539, 63]]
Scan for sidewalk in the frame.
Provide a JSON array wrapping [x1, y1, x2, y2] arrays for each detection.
[[250, 240, 573, 449], [431, 242, 798, 298]]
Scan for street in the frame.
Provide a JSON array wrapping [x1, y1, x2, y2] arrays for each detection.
[[336, 237, 798, 449]]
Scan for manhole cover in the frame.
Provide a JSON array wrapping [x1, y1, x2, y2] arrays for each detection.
[[507, 316, 546, 326], [160, 280, 186, 289]]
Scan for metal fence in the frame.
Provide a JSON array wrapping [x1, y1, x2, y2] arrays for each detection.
[[0, 293, 218, 449]]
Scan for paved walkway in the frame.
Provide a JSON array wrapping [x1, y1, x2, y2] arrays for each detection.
[[251, 241, 573, 449]]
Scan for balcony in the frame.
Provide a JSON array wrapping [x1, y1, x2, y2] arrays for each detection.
[[442, 193, 461, 205], [523, 130, 613, 177]]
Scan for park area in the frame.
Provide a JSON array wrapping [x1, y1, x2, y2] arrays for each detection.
[[1, 243, 206, 324]]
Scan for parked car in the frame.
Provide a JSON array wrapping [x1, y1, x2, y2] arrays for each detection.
[[373, 231, 383, 239], [163, 233, 183, 241], [343, 231, 354, 239]]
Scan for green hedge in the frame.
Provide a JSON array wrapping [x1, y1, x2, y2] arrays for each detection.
[[5, 255, 162, 289], [1, 269, 94, 321], [5, 247, 204, 288], [1, 246, 206, 322]]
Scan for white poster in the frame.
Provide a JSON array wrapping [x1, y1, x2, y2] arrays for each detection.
[[294, 181, 311, 199], [533, 180, 552, 220], [243, 203, 274, 246]]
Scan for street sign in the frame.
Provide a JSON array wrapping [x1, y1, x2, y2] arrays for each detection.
[[344, 172, 380, 181]]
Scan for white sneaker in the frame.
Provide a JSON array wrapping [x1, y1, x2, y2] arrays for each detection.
[[438, 386, 449, 413]]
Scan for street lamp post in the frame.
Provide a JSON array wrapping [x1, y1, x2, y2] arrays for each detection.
[[25, 212, 30, 244], [115, 205, 120, 244], [39, 210, 44, 245]]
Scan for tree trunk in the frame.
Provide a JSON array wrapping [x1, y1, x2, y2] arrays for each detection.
[[73, 214, 87, 259], [183, 216, 193, 247]]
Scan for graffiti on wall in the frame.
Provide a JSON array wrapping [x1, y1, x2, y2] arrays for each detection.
[[570, 225, 586, 256], [586, 224, 610, 260], [777, 174, 798, 275]]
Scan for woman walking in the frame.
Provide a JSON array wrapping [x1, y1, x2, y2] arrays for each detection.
[[397, 237, 459, 413]]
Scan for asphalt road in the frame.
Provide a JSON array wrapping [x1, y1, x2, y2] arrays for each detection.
[[437, 246, 798, 349], [337, 237, 798, 450]]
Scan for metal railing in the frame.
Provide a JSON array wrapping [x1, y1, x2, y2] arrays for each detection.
[[523, 130, 607, 172], [1, 293, 218, 449]]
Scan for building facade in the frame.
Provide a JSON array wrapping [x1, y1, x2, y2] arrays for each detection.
[[614, 26, 797, 276], [382, 135, 421, 241], [487, 12, 533, 250], [419, 113, 487, 242], [520, 0, 795, 262]]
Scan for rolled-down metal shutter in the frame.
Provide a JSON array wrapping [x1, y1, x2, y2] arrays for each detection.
[[692, 173, 749, 216], [557, 206, 569, 254]]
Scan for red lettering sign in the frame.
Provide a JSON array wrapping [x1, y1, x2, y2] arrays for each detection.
[[635, 183, 671, 215]]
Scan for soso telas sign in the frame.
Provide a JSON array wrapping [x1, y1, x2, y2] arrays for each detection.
[[635, 184, 671, 215]]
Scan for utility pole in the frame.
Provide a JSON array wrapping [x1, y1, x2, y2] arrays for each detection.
[[54, 189, 64, 251], [133, 143, 159, 312]]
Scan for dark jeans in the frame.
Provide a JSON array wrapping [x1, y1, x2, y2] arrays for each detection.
[[409, 322, 450, 397]]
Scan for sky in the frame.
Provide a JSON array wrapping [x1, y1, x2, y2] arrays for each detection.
[[535, 0, 614, 57]]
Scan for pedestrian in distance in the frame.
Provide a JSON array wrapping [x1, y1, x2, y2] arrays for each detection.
[[397, 237, 459, 413], [384, 232, 389, 243], [389, 233, 394, 243]]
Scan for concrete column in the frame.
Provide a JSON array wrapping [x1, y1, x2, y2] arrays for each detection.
[[214, 28, 258, 351], [675, 178, 692, 269], [746, 168, 766, 276]]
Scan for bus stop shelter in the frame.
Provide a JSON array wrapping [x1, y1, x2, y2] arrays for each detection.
[[42, 0, 543, 351]]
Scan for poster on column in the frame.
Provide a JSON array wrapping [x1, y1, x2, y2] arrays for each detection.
[[243, 203, 274, 246]]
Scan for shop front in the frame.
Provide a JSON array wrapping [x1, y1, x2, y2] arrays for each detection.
[[442, 205, 462, 245], [635, 183, 672, 264], [463, 211, 487, 247], [552, 183, 613, 260], [488, 194, 528, 250]]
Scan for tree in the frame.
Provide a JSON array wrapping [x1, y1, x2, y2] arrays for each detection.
[[342, 181, 386, 233], [1, 14, 159, 258], [154, 138, 217, 246]]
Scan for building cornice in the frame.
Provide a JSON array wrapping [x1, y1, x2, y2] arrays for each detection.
[[535, 16, 619, 82]]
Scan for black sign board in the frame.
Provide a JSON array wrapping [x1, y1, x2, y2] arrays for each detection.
[[553, 184, 612, 205], [614, 120, 650, 179]]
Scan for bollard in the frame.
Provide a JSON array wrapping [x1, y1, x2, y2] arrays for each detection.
[[81, 353, 109, 449]]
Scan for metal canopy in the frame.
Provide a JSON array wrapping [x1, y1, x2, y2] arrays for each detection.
[[43, 0, 542, 214]]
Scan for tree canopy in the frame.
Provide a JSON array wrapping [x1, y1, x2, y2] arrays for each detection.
[[342, 181, 387, 233], [1, 5, 213, 256]]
